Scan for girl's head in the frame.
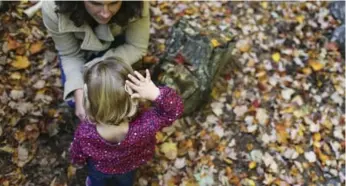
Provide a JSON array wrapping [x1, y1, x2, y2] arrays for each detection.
[[55, 1, 143, 27], [83, 57, 137, 125]]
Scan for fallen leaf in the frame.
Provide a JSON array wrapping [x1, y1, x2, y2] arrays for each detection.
[[7, 36, 22, 51], [67, 165, 76, 180], [30, 41, 44, 55], [11, 56, 30, 69], [308, 60, 324, 71], [296, 15, 305, 24], [271, 52, 281, 63], [256, 108, 269, 125], [281, 88, 295, 101], [249, 161, 257, 169], [160, 142, 178, 160], [304, 151, 317, 163], [174, 158, 186, 169], [10, 89, 24, 100], [236, 39, 251, 52]]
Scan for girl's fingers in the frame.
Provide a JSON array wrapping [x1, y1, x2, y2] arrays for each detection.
[[146, 69, 151, 81], [128, 74, 141, 85], [134, 71, 145, 81], [125, 81, 139, 91]]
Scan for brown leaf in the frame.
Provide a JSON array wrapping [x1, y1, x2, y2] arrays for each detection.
[[11, 56, 30, 69], [25, 124, 40, 141], [14, 130, 27, 143]]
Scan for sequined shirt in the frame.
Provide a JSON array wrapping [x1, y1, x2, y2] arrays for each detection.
[[69, 87, 184, 174]]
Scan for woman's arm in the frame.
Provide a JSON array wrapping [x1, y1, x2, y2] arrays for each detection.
[[102, 1, 150, 65], [42, 1, 86, 100]]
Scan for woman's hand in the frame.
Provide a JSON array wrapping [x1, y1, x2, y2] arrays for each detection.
[[74, 89, 86, 121], [126, 69, 160, 101]]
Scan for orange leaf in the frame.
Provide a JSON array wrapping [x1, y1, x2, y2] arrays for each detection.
[[11, 56, 30, 69], [143, 56, 158, 64], [30, 41, 44, 55], [7, 36, 21, 51], [276, 124, 289, 144], [308, 60, 324, 71]]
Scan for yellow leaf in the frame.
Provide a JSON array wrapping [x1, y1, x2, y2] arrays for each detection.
[[0, 145, 14, 153], [244, 178, 256, 186], [10, 72, 22, 80], [309, 60, 324, 71], [211, 87, 220, 99], [12, 56, 30, 69], [211, 39, 221, 47], [282, 106, 295, 113], [296, 15, 305, 24], [160, 142, 177, 160], [313, 133, 321, 141], [272, 52, 281, 63], [67, 165, 76, 180], [295, 145, 304, 154], [260, 2, 268, 9], [249, 161, 257, 169], [223, 157, 233, 165], [246, 143, 254, 151], [156, 132, 164, 143], [30, 41, 44, 55], [302, 67, 312, 75]]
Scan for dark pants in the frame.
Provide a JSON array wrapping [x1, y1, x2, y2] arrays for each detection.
[[59, 34, 126, 108], [87, 162, 136, 186]]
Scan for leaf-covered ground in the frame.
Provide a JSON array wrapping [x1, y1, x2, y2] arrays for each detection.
[[0, 1, 344, 186]]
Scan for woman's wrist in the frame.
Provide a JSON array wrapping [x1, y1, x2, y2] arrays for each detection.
[[74, 89, 84, 104]]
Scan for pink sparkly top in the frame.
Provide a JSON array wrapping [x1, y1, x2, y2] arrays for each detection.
[[69, 87, 184, 174]]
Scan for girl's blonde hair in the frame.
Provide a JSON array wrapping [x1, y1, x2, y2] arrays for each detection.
[[83, 57, 137, 125]]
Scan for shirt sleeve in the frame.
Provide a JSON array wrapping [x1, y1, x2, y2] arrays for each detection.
[[69, 126, 88, 167], [146, 86, 184, 132]]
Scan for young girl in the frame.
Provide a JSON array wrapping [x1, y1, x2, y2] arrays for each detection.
[[69, 57, 184, 186]]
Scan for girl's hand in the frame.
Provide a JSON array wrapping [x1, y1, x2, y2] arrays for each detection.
[[126, 69, 160, 101]]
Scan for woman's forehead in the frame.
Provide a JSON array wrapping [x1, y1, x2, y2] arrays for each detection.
[[87, 0, 120, 5]]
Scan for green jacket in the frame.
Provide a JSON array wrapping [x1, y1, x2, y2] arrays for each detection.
[[42, 1, 150, 100]]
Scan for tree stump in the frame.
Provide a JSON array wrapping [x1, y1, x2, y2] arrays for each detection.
[[152, 18, 235, 116]]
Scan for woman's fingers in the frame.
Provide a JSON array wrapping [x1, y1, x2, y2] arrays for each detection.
[[134, 71, 145, 82], [128, 74, 141, 85]]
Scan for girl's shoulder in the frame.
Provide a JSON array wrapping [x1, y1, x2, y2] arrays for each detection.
[[74, 121, 97, 139]]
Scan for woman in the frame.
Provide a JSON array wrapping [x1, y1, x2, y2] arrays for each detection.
[[42, 1, 150, 121]]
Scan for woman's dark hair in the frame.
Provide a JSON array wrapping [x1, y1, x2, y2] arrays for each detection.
[[55, 1, 143, 27]]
